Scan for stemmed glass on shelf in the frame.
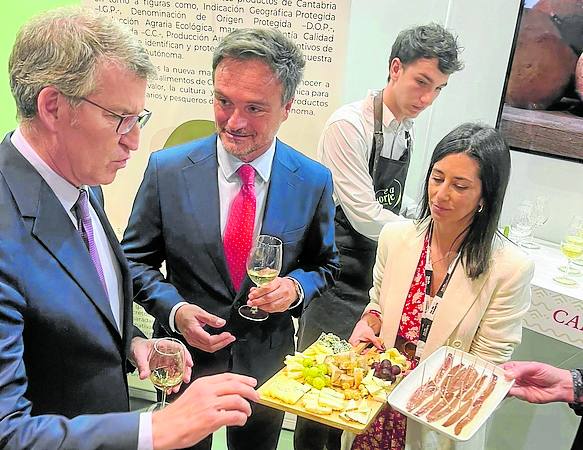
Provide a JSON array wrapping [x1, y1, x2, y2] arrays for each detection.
[[509, 201, 535, 247], [554, 216, 583, 286], [519, 197, 549, 249], [570, 216, 583, 268], [238, 234, 283, 321], [148, 338, 186, 410]]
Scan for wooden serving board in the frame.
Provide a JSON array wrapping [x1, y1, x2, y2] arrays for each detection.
[[257, 371, 385, 434]]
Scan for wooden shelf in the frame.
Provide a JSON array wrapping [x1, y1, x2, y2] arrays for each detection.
[[500, 104, 583, 160]]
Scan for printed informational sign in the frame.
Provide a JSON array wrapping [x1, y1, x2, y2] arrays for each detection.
[[85, 0, 350, 395], [84, 0, 350, 230]]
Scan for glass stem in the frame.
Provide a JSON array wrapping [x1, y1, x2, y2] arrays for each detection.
[[161, 389, 167, 408], [566, 258, 573, 277]]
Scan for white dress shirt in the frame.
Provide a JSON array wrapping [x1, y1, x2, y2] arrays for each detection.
[[317, 89, 413, 241], [216, 136, 276, 237], [169, 136, 303, 331], [11, 128, 152, 450]]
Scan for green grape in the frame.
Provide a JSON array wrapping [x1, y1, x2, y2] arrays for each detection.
[[312, 376, 326, 390], [307, 367, 321, 378], [302, 367, 311, 378], [318, 364, 328, 375], [302, 359, 314, 368], [324, 375, 331, 386], [305, 376, 314, 386]]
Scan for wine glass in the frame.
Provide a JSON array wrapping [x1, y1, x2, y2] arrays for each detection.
[[238, 235, 282, 321], [509, 202, 534, 247], [570, 216, 583, 267], [148, 338, 186, 410], [520, 197, 549, 249], [559, 216, 583, 275], [554, 236, 583, 286]]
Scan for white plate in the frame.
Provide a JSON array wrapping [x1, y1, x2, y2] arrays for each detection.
[[387, 346, 514, 442]]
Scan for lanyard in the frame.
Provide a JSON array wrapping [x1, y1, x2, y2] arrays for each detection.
[[415, 227, 461, 360]]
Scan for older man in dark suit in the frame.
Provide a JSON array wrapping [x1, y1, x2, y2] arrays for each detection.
[[122, 28, 340, 450], [0, 7, 258, 449]]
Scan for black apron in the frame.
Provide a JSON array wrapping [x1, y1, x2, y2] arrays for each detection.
[[298, 91, 412, 348]]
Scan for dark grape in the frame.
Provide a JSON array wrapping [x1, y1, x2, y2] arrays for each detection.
[[371, 362, 379, 370], [374, 366, 383, 378], [386, 373, 396, 383], [390, 365, 401, 376], [380, 367, 391, 378], [380, 359, 391, 369]]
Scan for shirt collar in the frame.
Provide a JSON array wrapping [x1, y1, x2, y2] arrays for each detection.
[[216, 136, 276, 183], [11, 127, 84, 213], [367, 89, 414, 133]]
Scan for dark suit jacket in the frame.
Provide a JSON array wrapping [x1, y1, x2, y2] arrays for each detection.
[[123, 135, 339, 383], [0, 133, 140, 449]]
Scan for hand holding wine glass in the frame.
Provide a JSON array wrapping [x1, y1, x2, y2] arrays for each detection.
[[149, 338, 186, 409], [239, 235, 282, 321]]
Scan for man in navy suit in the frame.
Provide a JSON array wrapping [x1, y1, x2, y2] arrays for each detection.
[[0, 7, 258, 449], [122, 28, 340, 450]]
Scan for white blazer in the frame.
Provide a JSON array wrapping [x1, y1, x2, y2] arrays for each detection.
[[344, 219, 534, 450]]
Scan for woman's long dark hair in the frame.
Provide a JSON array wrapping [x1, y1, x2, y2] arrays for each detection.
[[417, 123, 511, 279]]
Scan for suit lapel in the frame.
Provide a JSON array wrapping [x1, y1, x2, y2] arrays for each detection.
[[380, 224, 426, 346], [0, 136, 120, 338], [88, 188, 131, 338], [382, 221, 490, 360], [32, 182, 119, 334], [423, 263, 489, 357], [233, 141, 301, 304], [182, 136, 235, 297], [260, 140, 301, 239]]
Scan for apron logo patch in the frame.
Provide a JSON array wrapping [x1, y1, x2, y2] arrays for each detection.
[[375, 179, 402, 208]]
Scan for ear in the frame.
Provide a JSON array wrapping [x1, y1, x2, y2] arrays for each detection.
[[36, 86, 65, 132], [282, 97, 294, 121], [389, 58, 403, 82]]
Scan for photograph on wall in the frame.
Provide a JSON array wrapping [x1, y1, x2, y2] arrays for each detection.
[[499, 0, 583, 161]]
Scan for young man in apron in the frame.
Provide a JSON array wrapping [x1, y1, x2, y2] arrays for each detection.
[[295, 23, 463, 450]]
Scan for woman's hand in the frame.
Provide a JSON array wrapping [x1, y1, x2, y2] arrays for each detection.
[[348, 317, 384, 350]]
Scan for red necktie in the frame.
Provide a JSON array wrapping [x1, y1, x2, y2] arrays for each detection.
[[224, 164, 256, 290]]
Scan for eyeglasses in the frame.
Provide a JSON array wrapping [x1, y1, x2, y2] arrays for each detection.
[[79, 97, 151, 135]]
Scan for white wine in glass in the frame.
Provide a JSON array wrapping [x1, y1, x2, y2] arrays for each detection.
[[148, 338, 185, 410], [239, 235, 282, 321], [554, 237, 583, 286], [247, 267, 279, 286]]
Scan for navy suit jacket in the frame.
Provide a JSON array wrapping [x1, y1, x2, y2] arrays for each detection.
[[123, 135, 339, 383], [0, 134, 140, 449]]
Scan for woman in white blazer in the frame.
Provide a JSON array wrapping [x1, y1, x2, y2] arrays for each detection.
[[344, 123, 534, 450]]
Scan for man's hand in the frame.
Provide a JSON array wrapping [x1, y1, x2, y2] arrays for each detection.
[[348, 318, 384, 350], [175, 304, 235, 353], [246, 277, 298, 313], [152, 373, 259, 450], [129, 337, 193, 392], [500, 361, 574, 404]]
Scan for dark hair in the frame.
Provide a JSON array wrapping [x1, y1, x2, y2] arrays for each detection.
[[212, 28, 305, 105], [389, 23, 463, 78], [417, 123, 511, 279]]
